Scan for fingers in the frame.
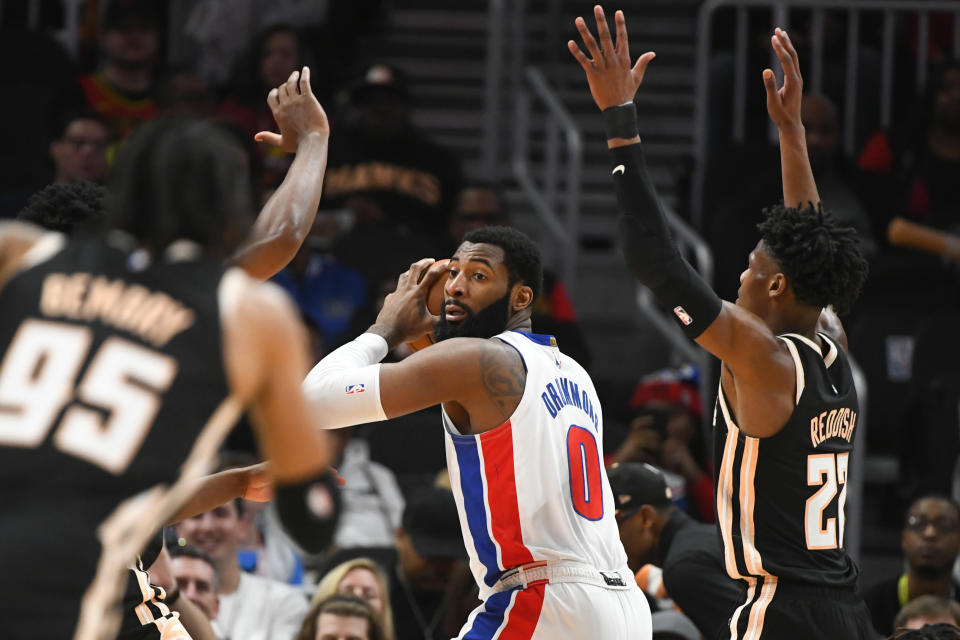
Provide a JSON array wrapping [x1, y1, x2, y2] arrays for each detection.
[[593, 5, 615, 58], [280, 69, 299, 100], [631, 51, 656, 84], [762, 68, 779, 102], [410, 258, 437, 285], [568, 40, 591, 69], [776, 28, 801, 75], [614, 10, 630, 61], [419, 259, 449, 291], [298, 65, 311, 96], [254, 131, 283, 146], [267, 87, 280, 110], [575, 16, 601, 62]]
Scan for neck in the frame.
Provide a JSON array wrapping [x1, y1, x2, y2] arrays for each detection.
[[769, 307, 822, 341], [504, 312, 532, 333], [908, 568, 953, 599], [103, 62, 152, 93], [217, 558, 241, 595]]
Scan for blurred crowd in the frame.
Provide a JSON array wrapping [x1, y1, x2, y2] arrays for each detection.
[[3, 1, 960, 639]]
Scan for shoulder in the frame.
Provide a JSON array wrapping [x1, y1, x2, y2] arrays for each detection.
[[220, 268, 300, 329]]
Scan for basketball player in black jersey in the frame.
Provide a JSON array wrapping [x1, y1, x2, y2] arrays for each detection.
[[572, 7, 872, 639], [0, 67, 339, 640]]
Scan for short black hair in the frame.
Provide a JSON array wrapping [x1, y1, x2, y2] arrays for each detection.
[[460, 225, 543, 301], [757, 204, 868, 315], [51, 108, 109, 140], [890, 623, 960, 640], [167, 543, 219, 588], [17, 181, 105, 233], [106, 117, 253, 256], [906, 494, 960, 524]]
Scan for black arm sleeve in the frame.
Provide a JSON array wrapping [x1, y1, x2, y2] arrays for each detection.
[[609, 142, 722, 339], [275, 469, 341, 554]]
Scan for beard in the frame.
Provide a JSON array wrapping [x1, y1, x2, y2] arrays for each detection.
[[433, 291, 511, 342], [912, 561, 953, 581]]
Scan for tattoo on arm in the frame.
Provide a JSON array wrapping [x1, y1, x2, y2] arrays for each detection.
[[478, 343, 526, 414]]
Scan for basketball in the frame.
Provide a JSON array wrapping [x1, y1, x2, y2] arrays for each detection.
[[407, 259, 449, 352]]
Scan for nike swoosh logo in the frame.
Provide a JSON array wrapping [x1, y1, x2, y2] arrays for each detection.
[[612, 165, 625, 175]]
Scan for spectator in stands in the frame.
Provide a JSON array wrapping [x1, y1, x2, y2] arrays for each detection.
[[217, 24, 307, 190], [271, 231, 369, 350], [895, 596, 960, 631], [176, 498, 309, 640], [862, 495, 960, 636], [48, 111, 110, 186], [325, 427, 405, 550], [310, 558, 395, 639], [858, 60, 960, 232], [156, 67, 216, 119], [325, 64, 463, 283], [296, 595, 384, 640], [389, 487, 465, 640], [891, 624, 960, 640], [802, 93, 877, 257], [446, 183, 593, 368], [610, 366, 714, 522], [78, 0, 161, 140], [608, 462, 740, 640], [169, 544, 221, 622]]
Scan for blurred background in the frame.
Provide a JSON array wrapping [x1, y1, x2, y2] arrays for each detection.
[[2, 0, 959, 595]]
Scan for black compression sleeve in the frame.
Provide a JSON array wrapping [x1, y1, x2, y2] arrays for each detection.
[[275, 469, 341, 554], [609, 143, 722, 339]]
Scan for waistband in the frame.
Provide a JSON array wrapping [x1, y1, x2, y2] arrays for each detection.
[[492, 560, 636, 594], [741, 578, 862, 603]]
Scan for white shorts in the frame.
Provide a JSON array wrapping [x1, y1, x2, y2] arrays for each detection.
[[453, 581, 652, 640]]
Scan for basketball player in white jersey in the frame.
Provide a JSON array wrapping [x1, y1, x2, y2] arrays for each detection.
[[303, 225, 651, 639]]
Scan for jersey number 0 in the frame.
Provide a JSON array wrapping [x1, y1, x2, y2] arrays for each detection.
[[0, 319, 177, 474], [567, 425, 603, 520]]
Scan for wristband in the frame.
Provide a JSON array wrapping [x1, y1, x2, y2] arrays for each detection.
[[602, 103, 639, 140]]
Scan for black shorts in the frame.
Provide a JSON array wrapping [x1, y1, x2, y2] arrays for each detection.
[[723, 578, 875, 640]]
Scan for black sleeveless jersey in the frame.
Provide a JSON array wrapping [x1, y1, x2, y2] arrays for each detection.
[[0, 234, 235, 637], [712, 332, 860, 589]]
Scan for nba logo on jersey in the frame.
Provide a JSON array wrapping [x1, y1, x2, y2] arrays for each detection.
[[673, 306, 693, 326], [345, 384, 365, 394]]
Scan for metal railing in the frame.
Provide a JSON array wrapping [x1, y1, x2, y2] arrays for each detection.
[[692, 0, 960, 229], [512, 67, 582, 295], [636, 204, 717, 421], [0, 0, 84, 55]]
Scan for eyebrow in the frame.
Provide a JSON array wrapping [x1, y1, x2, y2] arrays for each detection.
[[447, 257, 495, 269]]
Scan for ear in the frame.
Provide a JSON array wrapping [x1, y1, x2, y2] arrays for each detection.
[[638, 504, 660, 529], [511, 283, 534, 313], [768, 273, 788, 299]]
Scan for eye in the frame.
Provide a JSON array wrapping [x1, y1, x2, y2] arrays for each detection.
[[473, 272, 487, 281], [448, 268, 458, 279]]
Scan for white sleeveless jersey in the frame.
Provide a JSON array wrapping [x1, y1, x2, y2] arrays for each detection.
[[443, 331, 628, 600]]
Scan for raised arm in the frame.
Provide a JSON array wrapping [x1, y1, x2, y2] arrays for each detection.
[[228, 66, 330, 281], [570, 7, 796, 433], [763, 28, 820, 209]]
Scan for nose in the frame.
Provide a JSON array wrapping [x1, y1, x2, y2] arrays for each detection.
[[445, 270, 467, 298]]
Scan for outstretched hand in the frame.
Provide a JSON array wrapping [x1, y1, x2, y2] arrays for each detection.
[[568, 5, 656, 111], [763, 28, 803, 130], [255, 66, 330, 153]]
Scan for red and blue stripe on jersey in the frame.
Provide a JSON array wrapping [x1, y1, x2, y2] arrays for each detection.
[[451, 420, 535, 588]]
